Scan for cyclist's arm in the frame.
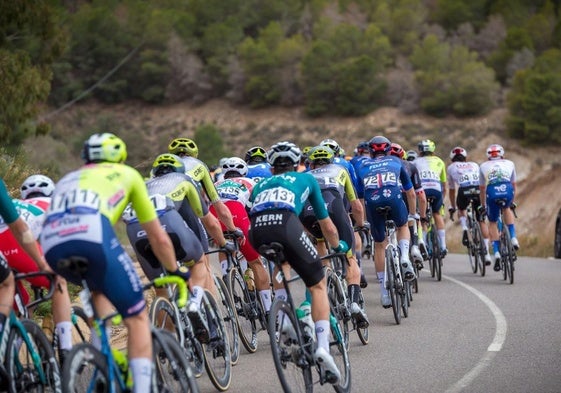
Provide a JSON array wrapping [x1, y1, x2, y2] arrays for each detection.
[[200, 212, 228, 247], [212, 200, 236, 232], [449, 188, 457, 210], [417, 189, 427, 219], [405, 187, 417, 216], [318, 217, 340, 251]]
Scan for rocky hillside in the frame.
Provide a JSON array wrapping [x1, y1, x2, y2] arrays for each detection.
[[37, 100, 561, 257]]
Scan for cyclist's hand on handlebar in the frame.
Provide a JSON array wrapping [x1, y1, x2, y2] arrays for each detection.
[[167, 265, 191, 281], [448, 207, 456, 221], [222, 240, 237, 253], [510, 202, 517, 210], [231, 227, 246, 245], [332, 240, 349, 254], [477, 205, 487, 218], [408, 213, 420, 223]]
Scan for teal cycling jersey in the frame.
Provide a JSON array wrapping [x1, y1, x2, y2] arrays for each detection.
[[249, 171, 329, 219], [0, 179, 19, 224]]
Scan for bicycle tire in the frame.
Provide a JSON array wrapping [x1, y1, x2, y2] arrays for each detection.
[[386, 247, 401, 325], [70, 305, 92, 344], [201, 289, 232, 392], [472, 221, 486, 277], [325, 268, 350, 351], [149, 296, 205, 378], [330, 317, 351, 393], [355, 289, 369, 345], [227, 268, 258, 354], [502, 229, 514, 284], [214, 275, 240, 365], [61, 343, 117, 393], [152, 329, 200, 393], [6, 318, 62, 393], [467, 221, 478, 274], [500, 229, 509, 282], [268, 299, 313, 393], [432, 229, 442, 281], [427, 228, 436, 278]]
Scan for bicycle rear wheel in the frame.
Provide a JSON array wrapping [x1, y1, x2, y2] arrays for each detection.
[[330, 319, 351, 393], [227, 268, 258, 354], [70, 305, 92, 344], [427, 229, 436, 278], [268, 298, 313, 393], [467, 224, 478, 274], [214, 274, 240, 365], [152, 329, 199, 393], [201, 290, 232, 392], [355, 291, 369, 345], [386, 247, 401, 325], [431, 230, 442, 281], [6, 319, 62, 393], [61, 343, 116, 393], [502, 229, 514, 284], [472, 222, 486, 277]]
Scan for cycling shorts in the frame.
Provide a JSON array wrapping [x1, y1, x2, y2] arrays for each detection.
[[365, 198, 408, 243], [127, 209, 204, 281], [249, 210, 324, 287], [425, 189, 444, 215], [456, 186, 483, 217], [44, 215, 145, 318], [209, 201, 260, 262], [486, 182, 514, 222]]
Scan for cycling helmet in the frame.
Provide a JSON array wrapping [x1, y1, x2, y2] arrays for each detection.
[[450, 146, 467, 161], [151, 153, 185, 177], [356, 141, 369, 155], [82, 133, 127, 164], [267, 141, 301, 167], [486, 144, 504, 160], [168, 138, 198, 158], [245, 146, 267, 163], [368, 136, 391, 155], [389, 143, 405, 159], [20, 175, 55, 199], [418, 139, 436, 153], [406, 150, 418, 161], [301, 146, 312, 159], [222, 157, 248, 177], [307, 145, 335, 165], [319, 138, 341, 156]]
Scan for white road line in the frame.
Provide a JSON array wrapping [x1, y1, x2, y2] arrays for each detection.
[[441, 273, 508, 393]]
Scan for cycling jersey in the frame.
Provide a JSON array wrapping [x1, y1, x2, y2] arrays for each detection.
[[414, 155, 447, 192], [334, 157, 359, 190], [308, 163, 358, 203], [179, 156, 220, 203], [246, 163, 272, 183], [0, 179, 19, 282], [40, 163, 157, 318], [447, 161, 480, 189], [479, 158, 516, 222]]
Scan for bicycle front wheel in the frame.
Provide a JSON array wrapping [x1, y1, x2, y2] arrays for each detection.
[[152, 329, 200, 393], [61, 343, 116, 393], [355, 291, 369, 345], [472, 222, 486, 277], [268, 299, 313, 393], [502, 230, 514, 284], [202, 290, 232, 392], [214, 274, 240, 365], [330, 318, 351, 393], [386, 247, 401, 325], [6, 319, 62, 393], [432, 230, 442, 281], [227, 268, 258, 354], [325, 268, 350, 351]]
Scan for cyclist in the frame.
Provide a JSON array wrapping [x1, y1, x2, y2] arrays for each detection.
[[0, 178, 53, 341], [168, 137, 238, 234], [389, 143, 426, 267], [406, 150, 418, 162], [245, 146, 272, 182], [447, 147, 492, 265], [299, 145, 369, 328], [479, 144, 519, 271], [212, 156, 272, 316], [355, 136, 417, 308], [248, 141, 348, 384], [414, 139, 448, 257], [298, 146, 312, 172], [124, 153, 234, 342], [40, 133, 184, 393]]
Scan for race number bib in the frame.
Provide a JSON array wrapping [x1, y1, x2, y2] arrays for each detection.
[[122, 194, 170, 223], [252, 187, 296, 211], [50, 189, 100, 215], [364, 172, 397, 189]]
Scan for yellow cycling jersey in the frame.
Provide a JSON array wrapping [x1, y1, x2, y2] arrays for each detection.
[[180, 156, 220, 204], [308, 163, 358, 202], [413, 155, 447, 192], [47, 163, 156, 225]]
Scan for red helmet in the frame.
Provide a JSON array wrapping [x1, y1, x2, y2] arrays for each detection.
[[389, 143, 405, 159], [368, 136, 391, 155], [486, 144, 504, 160]]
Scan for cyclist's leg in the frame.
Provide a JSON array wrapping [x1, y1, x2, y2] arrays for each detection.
[[429, 190, 447, 255], [0, 253, 14, 340]]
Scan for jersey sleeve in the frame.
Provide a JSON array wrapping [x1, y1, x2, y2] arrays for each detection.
[[200, 167, 221, 204], [399, 164, 413, 191], [127, 168, 158, 224], [439, 158, 447, 182], [341, 170, 358, 202], [0, 179, 19, 224], [184, 180, 208, 217]]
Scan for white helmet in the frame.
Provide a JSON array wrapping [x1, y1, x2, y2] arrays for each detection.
[[486, 144, 504, 160], [319, 138, 341, 156], [222, 157, 248, 177], [267, 141, 301, 167], [21, 175, 55, 199]]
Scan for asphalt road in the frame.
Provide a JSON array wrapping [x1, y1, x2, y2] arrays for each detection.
[[197, 252, 561, 393]]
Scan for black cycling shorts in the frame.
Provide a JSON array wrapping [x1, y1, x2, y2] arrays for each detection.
[[249, 210, 324, 287], [456, 186, 484, 221]]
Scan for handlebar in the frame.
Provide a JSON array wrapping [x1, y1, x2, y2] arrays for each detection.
[[13, 271, 58, 310], [151, 275, 188, 309]]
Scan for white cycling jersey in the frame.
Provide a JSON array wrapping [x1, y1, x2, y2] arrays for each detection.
[[479, 159, 516, 186], [447, 161, 480, 189]]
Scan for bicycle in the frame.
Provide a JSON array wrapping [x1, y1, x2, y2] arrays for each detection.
[[450, 195, 486, 277], [57, 256, 199, 393], [424, 196, 442, 282], [376, 206, 409, 325], [148, 268, 232, 391], [258, 242, 351, 393], [0, 271, 62, 393], [13, 270, 92, 364], [495, 199, 518, 284]]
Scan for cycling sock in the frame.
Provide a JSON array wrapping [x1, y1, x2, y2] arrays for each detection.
[[508, 224, 516, 238], [240, 258, 248, 272], [493, 240, 500, 254], [190, 285, 204, 308], [315, 320, 330, 352], [56, 321, 73, 350], [274, 288, 287, 302], [438, 229, 447, 249], [376, 272, 385, 293], [347, 284, 360, 304], [220, 259, 228, 276], [398, 239, 410, 260], [459, 216, 467, 230], [259, 290, 271, 312], [484, 238, 490, 250], [129, 357, 152, 393]]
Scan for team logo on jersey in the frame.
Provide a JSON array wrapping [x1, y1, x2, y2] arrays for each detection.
[[254, 213, 284, 226], [383, 189, 392, 198]]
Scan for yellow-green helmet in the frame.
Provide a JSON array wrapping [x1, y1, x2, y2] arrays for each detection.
[[82, 133, 127, 163], [151, 153, 185, 177], [307, 145, 335, 164], [168, 138, 198, 158]]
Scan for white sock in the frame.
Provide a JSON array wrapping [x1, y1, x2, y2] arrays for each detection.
[[377, 272, 386, 294], [55, 321, 73, 350], [398, 239, 410, 260], [484, 238, 490, 252], [438, 229, 447, 249], [315, 320, 330, 353], [220, 260, 228, 276], [130, 357, 152, 393], [459, 216, 467, 230], [190, 285, 204, 308], [259, 290, 272, 312], [274, 288, 287, 302], [240, 258, 248, 271]]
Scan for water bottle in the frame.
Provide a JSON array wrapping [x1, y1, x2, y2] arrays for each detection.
[[296, 301, 315, 342]]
